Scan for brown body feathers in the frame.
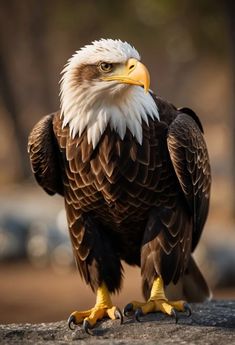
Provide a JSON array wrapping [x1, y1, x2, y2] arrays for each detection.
[[28, 96, 211, 301]]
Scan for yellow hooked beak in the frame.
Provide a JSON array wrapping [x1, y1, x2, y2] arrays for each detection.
[[102, 58, 150, 92]]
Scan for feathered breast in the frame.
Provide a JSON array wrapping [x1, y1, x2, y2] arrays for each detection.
[[52, 112, 177, 231]]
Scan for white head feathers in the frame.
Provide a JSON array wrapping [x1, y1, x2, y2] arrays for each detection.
[[64, 39, 140, 67], [60, 39, 159, 148]]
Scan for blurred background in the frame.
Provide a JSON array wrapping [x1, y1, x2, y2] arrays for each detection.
[[0, 0, 235, 324]]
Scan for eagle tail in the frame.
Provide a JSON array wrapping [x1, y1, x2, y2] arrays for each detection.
[[165, 255, 212, 303], [142, 255, 211, 303]]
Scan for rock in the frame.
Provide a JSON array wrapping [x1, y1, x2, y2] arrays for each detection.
[[0, 301, 234, 345]]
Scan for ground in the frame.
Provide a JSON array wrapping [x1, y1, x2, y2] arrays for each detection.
[[0, 301, 234, 345]]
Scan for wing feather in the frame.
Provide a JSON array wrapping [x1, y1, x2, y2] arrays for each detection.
[[28, 113, 64, 196], [167, 113, 211, 251]]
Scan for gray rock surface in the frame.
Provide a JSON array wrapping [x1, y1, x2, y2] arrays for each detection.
[[0, 301, 234, 345]]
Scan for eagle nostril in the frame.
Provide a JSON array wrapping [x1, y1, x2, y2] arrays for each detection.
[[129, 64, 135, 71]]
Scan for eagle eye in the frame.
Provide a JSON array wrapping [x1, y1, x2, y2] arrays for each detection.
[[99, 62, 113, 73]]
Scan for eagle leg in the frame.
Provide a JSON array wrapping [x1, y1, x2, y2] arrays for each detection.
[[68, 282, 123, 334], [124, 277, 191, 323]]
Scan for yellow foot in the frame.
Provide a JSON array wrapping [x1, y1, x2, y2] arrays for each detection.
[[124, 298, 191, 323], [68, 283, 123, 334], [124, 277, 191, 323], [68, 305, 122, 334]]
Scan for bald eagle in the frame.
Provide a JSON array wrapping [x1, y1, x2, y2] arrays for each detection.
[[28, 39, 211, 333]]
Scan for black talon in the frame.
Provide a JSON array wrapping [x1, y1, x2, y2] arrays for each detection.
[[171, 308, 179, 324], [124, 303, 134, 317], [184, 303, 192, 317], [115, 308, 124, 324], [68, 315, 77, 330], [83, 320, 93, 335], [134, 308, 143, 322]]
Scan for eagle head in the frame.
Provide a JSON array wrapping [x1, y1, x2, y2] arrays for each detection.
[[60, 39, 159, 148]]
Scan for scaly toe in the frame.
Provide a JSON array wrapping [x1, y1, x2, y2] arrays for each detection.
[[114, 307, 123, 324], [83, 319, 93, 335], [124, 301, 146, 317], [67, 309, 92, 328], [68, 315, 77, 330]]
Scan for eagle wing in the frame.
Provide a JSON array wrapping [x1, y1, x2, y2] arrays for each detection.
[[167, 111, 211, 251], [53, 121, 123, 292], [28, 113, 64, 196]]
